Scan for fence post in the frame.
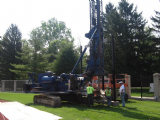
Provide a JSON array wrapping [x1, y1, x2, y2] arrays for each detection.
[[14, 80, 16, 92], [153, 73, 160, 101], [1, 80, 5, 92]]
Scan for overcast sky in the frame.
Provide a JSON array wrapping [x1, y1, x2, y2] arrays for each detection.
[[0, 0, 160, 47]]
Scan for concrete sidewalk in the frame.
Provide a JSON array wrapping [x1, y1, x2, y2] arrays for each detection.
[[130, 96, 154, 101], [0, 101, 62, 120]]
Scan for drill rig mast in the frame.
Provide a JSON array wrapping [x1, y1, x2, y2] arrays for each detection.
[[71, 0, 104, 76], [85, 0, 104, 76]]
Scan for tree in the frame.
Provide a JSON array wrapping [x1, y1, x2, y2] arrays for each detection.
[[103, 2, 119, 74], [150, 10, 160, 73], [40, 18, 74, 64], [11, 37, 48, 81], [103, 0, 153, 86], [151, 11, 160, 38], [53, 44, 79, 75], [0, 24, 22, 80], [11, 18, 76, 80], [40, 18, 74, 44]]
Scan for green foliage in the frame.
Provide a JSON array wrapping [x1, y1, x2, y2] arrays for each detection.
[[0, 24, 22, 80], [40, 18, 74, 44], [53, 44, 79, 75], [10, 18, 77, 80], [10, 39, 48, 81], [103, 0, 157, 86], [151, 10, 160, 36]]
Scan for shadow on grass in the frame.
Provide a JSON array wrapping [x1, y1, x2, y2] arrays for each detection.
[[25, 101, 159, 120], [86, 105, 159, 120], [25, 103, 42, 107], [110, 107, 158, 120], [61, 102, 159, 120], [126, 100, 137, 103], [25, 101, 79, 108]]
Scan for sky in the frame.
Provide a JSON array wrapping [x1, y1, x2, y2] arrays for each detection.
[[0, 0, 160, 48]]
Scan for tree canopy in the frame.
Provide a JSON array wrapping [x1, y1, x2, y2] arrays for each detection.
[[10, 18, 79, 81], [103, 0, 156, 86], [0, 24, 22, 80]]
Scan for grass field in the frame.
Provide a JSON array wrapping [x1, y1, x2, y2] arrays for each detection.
[[0, 92, 160, 120]]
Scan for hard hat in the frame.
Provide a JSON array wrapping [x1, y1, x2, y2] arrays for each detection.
[[106, 85, 109, 88], [119, 81, 123, 83]]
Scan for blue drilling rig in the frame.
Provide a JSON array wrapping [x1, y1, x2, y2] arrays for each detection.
[[71, 0, 104, 76], [23, 0, 105, 107]]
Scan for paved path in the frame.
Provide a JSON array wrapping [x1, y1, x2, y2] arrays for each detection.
[[0, 101, 62, 120], [130, 96, 154, 101]]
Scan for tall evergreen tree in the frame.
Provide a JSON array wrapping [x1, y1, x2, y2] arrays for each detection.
[[11, 37, 48, 81], [150, 10, 160, 73], [0, 24, 22, 80], [151, 10, 160, 38], [104, 0, 152, 86]]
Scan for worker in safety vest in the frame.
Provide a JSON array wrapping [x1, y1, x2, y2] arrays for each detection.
[[105, 85, 112, 107], [87, 82, 94, 107]]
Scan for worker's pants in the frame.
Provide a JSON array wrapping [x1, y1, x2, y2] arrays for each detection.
[[106, 96, 112, 106], [121, 92, 125, 107], [88, 94, 93, 107]]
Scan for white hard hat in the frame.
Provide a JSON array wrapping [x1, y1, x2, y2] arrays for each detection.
[[119, 81, 123, 83]]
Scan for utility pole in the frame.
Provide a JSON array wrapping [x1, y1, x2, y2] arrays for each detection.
[[80, 45, 82, 74], [112, 35, 116, 101]]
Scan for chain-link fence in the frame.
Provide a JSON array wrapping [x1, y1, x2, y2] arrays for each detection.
[[1, 80, 28, 92]]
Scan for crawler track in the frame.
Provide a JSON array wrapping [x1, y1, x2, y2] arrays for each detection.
[[34, 95, 61, 107]]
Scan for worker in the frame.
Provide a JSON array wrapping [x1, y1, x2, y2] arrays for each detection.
[[105, 86, 112, 107], [87, 82, 94, 107], [119, 81, 125, 107]]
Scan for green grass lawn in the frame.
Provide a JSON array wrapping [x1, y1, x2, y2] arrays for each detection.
[[131, 87, 154, 97], [0, 92, 160, 120]]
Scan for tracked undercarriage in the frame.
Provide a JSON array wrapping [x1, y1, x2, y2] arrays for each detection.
[[33, 94, 61, 107], [33, 89, 106, 108]]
